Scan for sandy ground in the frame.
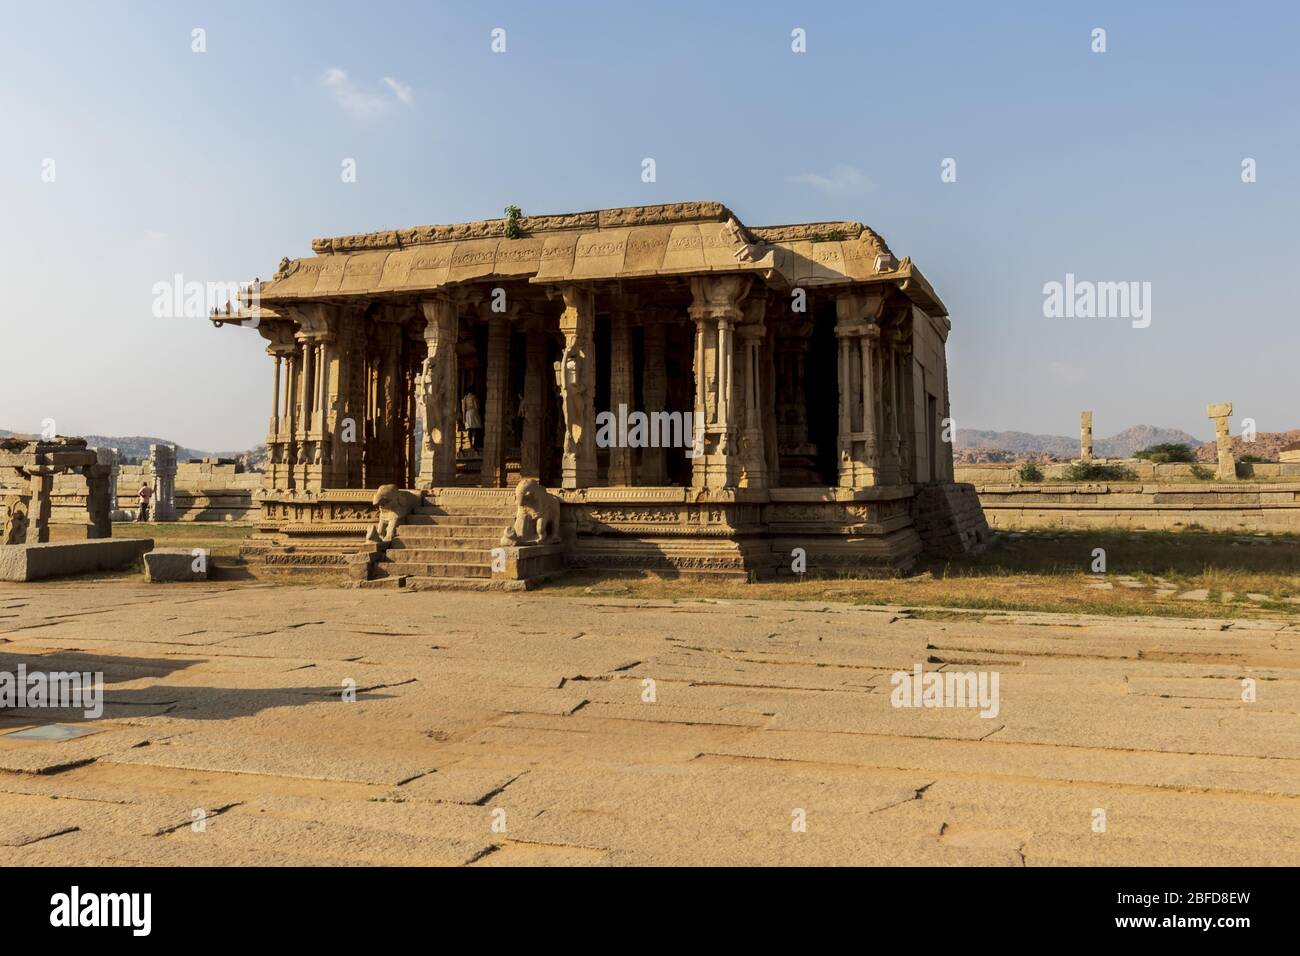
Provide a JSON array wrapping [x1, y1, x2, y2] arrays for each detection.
[[1, 581, 1298, 866]]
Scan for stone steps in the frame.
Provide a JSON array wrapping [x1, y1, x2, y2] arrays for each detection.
[[383, 547, 495, 564], [373, 560, 492, 579]]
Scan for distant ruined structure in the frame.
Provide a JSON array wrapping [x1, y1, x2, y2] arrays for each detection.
[[213, 201, 988, 584]]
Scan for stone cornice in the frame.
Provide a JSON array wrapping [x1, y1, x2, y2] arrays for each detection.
[[310, 201, 739, 255]]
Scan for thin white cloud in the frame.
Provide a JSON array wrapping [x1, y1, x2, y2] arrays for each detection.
[[321, 67, 392, 117], [383, 76, 415, 106], [788, 164, 870, 194]]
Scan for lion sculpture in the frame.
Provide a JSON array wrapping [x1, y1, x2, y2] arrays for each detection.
[[500, 478, 561, 548]]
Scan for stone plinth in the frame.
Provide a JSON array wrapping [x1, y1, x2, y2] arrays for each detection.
[[0, 538, 153, 582], [143, 548, 210, 582]]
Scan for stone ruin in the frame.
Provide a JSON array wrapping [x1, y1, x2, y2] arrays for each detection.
[[1, 435, 112, 544]]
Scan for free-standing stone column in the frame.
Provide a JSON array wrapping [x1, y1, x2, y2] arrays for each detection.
[[83, 463, 111, 539], [608, 309, 635, 486], [556, 285, 596, 489], [1080, 411, 1093, 463], [417, 296, 459, 487], [480, 303, 512, 487], [640, 318, 669, 486], [834, 290, 886, 488], [688, 275, 749, 491], [26, 471, 53, 543], [1207, 402, 1235, 480], [149, 444, 177, 521]]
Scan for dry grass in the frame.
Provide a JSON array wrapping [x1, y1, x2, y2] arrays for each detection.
[[545, 530, 1300, 620]]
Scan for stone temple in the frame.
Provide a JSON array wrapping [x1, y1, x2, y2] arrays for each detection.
[[213, 201, 988, 585]]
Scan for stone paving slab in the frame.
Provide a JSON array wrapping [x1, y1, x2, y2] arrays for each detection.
[[0, 582, 1297, 865]]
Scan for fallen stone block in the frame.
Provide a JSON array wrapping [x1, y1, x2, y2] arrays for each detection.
[[143, 548, 210, 582], [0, 538, 153, 582]]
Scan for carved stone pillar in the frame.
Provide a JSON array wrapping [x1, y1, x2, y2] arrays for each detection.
[[520, 316, 546, 481], [689, 275, 749, 491], [417, 296, 459, 487], [835, 290, 886, 488], [736, 298, 768, 489], [878, 333, 901, 485], [1080, 411, 1094, 464], [608, 310, 635, 486], [895, 330, 914, 484], [83, 464, 111, 539], [640, 318, 669, 486], [296, 332, 314, 480], [480, 304, 512, 487], [149, 444, 177, 521], [556, 286, 596, 489]]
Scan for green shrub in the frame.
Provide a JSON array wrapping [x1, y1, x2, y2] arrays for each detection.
[[1017, 462, 1044, 482], [1238, 454, 1266, 464], [1062, 462, 1137, 482], [1190, 464, 1214, 480], [1133, 442, 1195, 463], [503, 204, 524, 239]]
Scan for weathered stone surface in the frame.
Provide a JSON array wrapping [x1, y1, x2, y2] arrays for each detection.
[[143, 547, 209, 582], [1, 583, 1297, 865], [0, 538, 152, 582]]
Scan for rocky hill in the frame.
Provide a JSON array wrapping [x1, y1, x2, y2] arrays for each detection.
[[1193, 429, 1300, 463], [955, 425, 1201, 461]]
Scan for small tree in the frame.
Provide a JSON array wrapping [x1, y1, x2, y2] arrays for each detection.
[[1134, 442, 1194, 464], [1017, 461, 1044, 482], [503, 205, 524, 239]]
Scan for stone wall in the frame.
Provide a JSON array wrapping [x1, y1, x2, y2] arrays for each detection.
[[970, 481, 1300, 533], [955, 461, 1300, 483], [912, 481, 991, 557], [25, 460, 265, 524]]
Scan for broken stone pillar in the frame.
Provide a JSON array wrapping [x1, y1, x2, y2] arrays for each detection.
[[83, 464, 112, 539], [149, 444, 177, 520], [1080, 411, 1093, 464], [26, 471, 53, 543], [1207, 402, 1235, 480]]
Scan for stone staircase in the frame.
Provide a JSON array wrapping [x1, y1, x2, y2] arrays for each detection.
[[370, 491, 516, 590]]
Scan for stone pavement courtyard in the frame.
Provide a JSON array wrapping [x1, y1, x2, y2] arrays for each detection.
[[2, 581, 1298, 866]]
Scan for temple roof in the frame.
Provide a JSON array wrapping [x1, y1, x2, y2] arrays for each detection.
[[251, 201, 947, 316]]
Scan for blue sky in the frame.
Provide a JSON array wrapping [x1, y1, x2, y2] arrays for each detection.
[[2, 0, 1295, 450]]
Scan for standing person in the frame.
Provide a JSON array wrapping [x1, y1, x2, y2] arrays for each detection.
[[462, 389, 483, 451], [137, 482, 153, 522]]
